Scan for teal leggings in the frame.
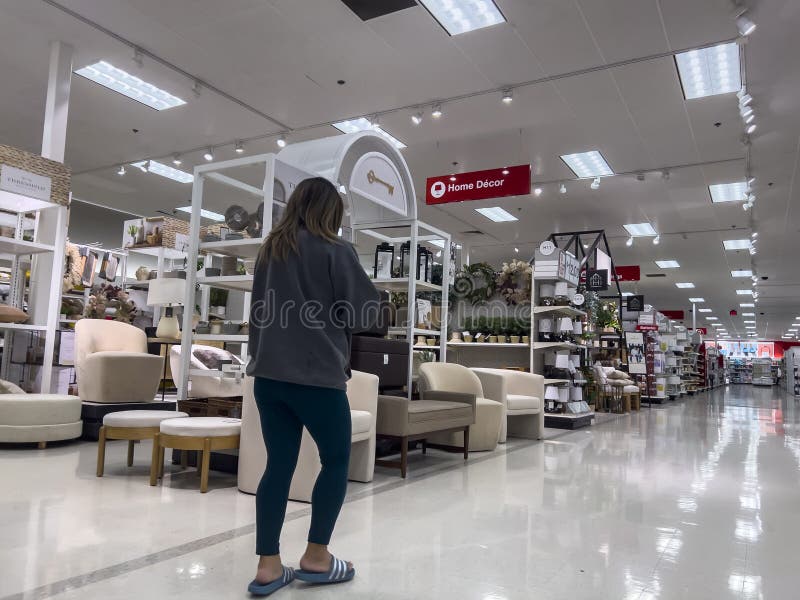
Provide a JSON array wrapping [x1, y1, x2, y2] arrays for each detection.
[[253, 377, 352, 556]]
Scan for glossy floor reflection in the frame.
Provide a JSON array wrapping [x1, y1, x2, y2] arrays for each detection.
[[2, 385, 799, 599]]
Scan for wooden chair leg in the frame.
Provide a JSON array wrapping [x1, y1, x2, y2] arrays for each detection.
[[96, 426, 107, 477], [400, 437, 408, 479], [150, 434, 160, 487], [200, 438, 211, 493], [159, 446, 165, 478], [38, 441, 47, 449], [127, 440, 135, 467], [463, 427, 470, 460]]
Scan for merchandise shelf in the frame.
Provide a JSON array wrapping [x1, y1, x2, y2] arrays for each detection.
[[200, 238, 263, 259], [532, 341, 578, 351], [196, 274, 254, 291], [388, 327, 441, 337], [0, 323, 48, 332], [193, 334, 248, 343], [0, 237, 55, 255], [447, 342, 528, 348], [371, 278, 441, 293], [533, 306, 586, 318]]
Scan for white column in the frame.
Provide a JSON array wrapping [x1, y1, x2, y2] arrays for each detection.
[[41, 41, 74, 162]]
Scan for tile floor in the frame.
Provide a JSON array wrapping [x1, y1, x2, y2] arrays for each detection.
[[1, 385, 799, 599]]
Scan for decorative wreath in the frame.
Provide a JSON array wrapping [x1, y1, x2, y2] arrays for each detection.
[[63, 242, 82, 293], [452, 262, 497, 305], [496, 259, 532, 305]]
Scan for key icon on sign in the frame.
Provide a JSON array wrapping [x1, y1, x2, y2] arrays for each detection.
[[367, 170, 394, 195]]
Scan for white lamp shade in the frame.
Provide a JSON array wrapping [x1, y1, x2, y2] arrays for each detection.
[[544, 351, 556, 367], [570, 386, 583, 401], [558, 317, 574, 332], [147, 278, 186, 306], [570, 356, 581, 369], [573, 321, 583, 335], [554, 281, 568, 297], [544, 386, 560, 400], [555, 351, 570, 369], [539, 318, 553, 333], [540, 283, 555, 298], [567, 287, 577, 301], [558, 387, 569, 402]]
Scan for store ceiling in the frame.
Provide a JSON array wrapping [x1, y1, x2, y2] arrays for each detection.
[[1, 0, 799, 340]]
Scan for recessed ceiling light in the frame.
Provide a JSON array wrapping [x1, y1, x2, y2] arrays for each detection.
[[706, 316, 718, 320], [276, 135, 287, 148], [723, 239, 752, 250], [736, 289, 754, 295], [698, 308, 713, 313], [655, 260, 680, 269], [234, 140, 245, 154], [675, 42, 741, 100], [731, 269, 753, 278], [501, 89, 513, 104], [743, 320, 756, 323], [745, 325, 756, 329], [742, 312, 755, 316], [418, 0, 506, 35], [474, 206, 518, 222], [332, 118, 406, 149], [130, 160, 193, 184], [533, 187, 543, 197], [560, 151, 614, 178], [709, 181, 748, 203], [431, 104, 443, 118], [789, 329, 799, 333], [712, 323, 723, 327], [676, 282, 695, 288], [175, 206, 224, 221], [740, 303, 755, 307], [74, 61, 187, 110], [689, 297, 705, 303], [623, 222, 658, 237]]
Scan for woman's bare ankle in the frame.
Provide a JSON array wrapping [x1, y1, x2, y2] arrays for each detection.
[[255, 554, 283, 584]]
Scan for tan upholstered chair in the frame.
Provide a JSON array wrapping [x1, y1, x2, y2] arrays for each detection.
[[418, 363, 503, 452], [75, 320, 163, 404], [237, 371, 379, 501], [169, 345, 243, 399], [471, 368, 544, 442], [593, 365, 640, 412]]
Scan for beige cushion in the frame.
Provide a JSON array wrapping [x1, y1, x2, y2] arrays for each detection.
[[160, 416, 241, 437], [623, 385, 640, 393], [104, 410, 189, 428], [506, 394, 540, 411], [408, 400, 473, 424], [0, 304, 29, 323], [351, 410, 372, 436], [428, 397, 502, 452], [0, 422, 83, 443], [607, 370, 627, 380], [0, 394, 81, 426], [0, 379, 25, 394], [418, 363, 483, 397]]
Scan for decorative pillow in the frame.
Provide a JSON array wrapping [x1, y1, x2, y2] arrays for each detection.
[[192, 347, 242, 370], [0, 305, 29, 323], [0, 379, 25, 394], [607, 370, 626, 380]]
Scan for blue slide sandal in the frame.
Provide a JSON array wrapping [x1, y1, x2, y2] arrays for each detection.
[[247, 566, 295, 596], [295, 556, 355, 585]]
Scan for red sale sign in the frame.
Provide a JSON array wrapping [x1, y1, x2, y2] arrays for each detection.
[[425, 164, 531, 205]]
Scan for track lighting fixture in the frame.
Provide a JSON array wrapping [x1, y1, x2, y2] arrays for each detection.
[[661, 169, 670, 181], [743, 202, 750, 211], [590, 177, 600, 190], [431, 103, 443, 118], [203, 148, 214, 162], [626, 236, 633, 247], [172, 154, 182, 166], [751, 231, 758, 238], [411, 111, 423, 125], [368, 115, 380, 127], [736, 13, 757, 36], [514, 247, 519, 253], [746, 123, 757, 134], [132, 47, 144, 68], [738, 91, 753, 107], [276, 135, 287, 148], [653, 235, 660, 245], [234, 141, 244, 154], [117, 165, 126, 176], [533, 187, 543, 197], [559, 183, 567, 194], [501, 89, 513, 104]]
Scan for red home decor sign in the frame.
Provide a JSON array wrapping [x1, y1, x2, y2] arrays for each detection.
[[425, 164, 531, 205]]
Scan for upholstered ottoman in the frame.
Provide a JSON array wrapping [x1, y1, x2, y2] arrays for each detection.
[[153, 417, 241, 492], [428, 397, 503, 452], [0, 394, 82, 447], [97, 410, 188, 478]]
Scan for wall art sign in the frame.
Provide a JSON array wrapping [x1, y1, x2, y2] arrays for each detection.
[[585, 268, 608, 291], [626, 295, 645, 312], [0, 165, 52, 201], [425, 164, 531, 205]]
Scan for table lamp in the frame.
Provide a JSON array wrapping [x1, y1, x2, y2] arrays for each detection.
[[147, 277, 186, 339], [555, 351, 571, 370], [544, 385, 560, 411]]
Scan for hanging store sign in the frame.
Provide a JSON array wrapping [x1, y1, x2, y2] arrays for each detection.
[[425, 164, 531, 205], [613, 265, 641, 282], [626, 295, 645, 312], [660, 310, 685, 321], [585, 268, 608, 291], [0, 165, 52, 201]]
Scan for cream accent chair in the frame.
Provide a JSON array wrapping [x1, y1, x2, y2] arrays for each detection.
[[0, 394, 82, 446], [418, 363, 503, 452], [593, 365, 640, 412], [169, 345, 243, 399], [471, 368, 544, 442], [75, 320, 163, 404], [238, 371, 379, 502]]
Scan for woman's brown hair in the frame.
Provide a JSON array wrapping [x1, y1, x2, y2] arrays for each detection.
[[257, 177, 344, 263]]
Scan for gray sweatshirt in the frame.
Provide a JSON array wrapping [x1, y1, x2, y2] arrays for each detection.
[[246, 228, 381, 390]]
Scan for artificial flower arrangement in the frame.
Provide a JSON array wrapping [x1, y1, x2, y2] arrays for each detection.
[[496, 259, 532, 305], [84, 284, 138, 323], [63, 242, 83, 293]]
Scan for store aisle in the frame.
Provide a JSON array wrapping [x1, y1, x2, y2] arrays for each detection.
[[2, 386, 799, 599]]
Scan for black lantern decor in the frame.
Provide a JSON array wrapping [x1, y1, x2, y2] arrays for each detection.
[[373, 243, 395, 279], [399, 241, 411, 278], [400, 242, 433, 281]]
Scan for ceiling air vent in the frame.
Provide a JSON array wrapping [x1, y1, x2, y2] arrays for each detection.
[[461, 230, 485, 235], [340, 0, 417, 20], [645, 273, 667, 278]]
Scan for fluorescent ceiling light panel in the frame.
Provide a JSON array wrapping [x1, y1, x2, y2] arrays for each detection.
[[743, 320, 756, 323], [698, 308, 713, 313], [736, 289, 754, 295], [131, 160, 193, 184], [675, 42, 742, 100], [742, 312, 755, 316], [740, 303, 755, 307], [731, 269, 753, 278], [175, 206, 224, 222], [655, 260, 680, 269], [74, 61, 186, 110], [745, 326, 756, 329], [723, 239, 751, 250], [675, 282, 695, 288], [706, 316, 718, 320], [332, 118, 406, 149], [417, 0, 506, 35], [688, 297, 705, 303], [709, 181, 748, 203], [474, 206, 518, 222], [623, 222, 658, 237], [560, 151, 614, 178], [712, 323, 723, 327]]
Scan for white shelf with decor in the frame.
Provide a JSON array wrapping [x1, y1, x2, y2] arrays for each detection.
[[0, 143, 70, 393]]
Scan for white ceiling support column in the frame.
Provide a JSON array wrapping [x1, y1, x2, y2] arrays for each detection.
[[41, 41, 73, 162]]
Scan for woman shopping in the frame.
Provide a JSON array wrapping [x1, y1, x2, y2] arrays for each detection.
[[246, 177, 380, 596]]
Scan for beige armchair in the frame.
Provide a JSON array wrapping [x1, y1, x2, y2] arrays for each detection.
[[418, 363, 503, 452], [471, 368, 544, 442], [238, 371, 379, 502], [75, 320, 163, 404], [169, 345, 243, 399]]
